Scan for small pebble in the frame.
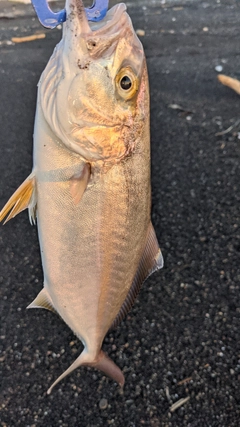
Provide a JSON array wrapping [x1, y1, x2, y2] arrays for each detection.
[[99, 398, 108, 410], [215, 65, 223, 72], [126, 399, 134, 405], [136, 29, 145, 37]]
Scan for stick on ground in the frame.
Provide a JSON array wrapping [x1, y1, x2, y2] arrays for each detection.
[[218, 74, 240, 95]]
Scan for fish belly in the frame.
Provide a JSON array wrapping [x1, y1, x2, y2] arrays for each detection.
[[34, 104, 151, 355]]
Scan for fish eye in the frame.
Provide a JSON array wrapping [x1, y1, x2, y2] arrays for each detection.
[[120, 76, 132, 90], [115, 67, 139, 100]]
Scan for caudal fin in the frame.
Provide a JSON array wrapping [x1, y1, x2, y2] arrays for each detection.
[[47, 349, 124, 394]]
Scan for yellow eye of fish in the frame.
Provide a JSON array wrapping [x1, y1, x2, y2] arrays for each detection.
[[116, 68, 139, 100]]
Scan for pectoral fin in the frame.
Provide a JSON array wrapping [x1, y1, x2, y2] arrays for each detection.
[[69, 163, 90, 205], [0, 172, 36, 224], [27, 288, 57, 315], [111, 223, 163, 330]]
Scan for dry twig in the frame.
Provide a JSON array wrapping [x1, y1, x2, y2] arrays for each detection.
[[218, 74, 240, 95], [170, 396, 190, 412], [12, 34, 46, 43], [177, 376, 192, 386], [215, 119, 240, 136]]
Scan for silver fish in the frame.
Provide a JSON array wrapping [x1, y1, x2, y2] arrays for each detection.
[[0, 0, 163, 393]]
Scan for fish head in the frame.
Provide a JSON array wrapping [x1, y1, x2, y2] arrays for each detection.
[[40, 0, 149, 164]]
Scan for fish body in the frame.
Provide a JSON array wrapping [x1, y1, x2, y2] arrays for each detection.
[[0, 1, 163, 392]]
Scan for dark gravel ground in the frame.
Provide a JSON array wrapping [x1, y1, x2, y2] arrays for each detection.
[[0, 0, 240, 425]]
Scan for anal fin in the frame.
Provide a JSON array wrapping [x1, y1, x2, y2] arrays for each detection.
[[27, 288, 57, 315], [0, 172, 36, 224], [111, 223, 163, 330]]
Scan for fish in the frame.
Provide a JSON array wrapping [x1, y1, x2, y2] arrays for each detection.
[[0, 0, 163, 393]]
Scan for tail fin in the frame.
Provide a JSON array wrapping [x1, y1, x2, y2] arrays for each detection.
[[47, 349, 124, 394]]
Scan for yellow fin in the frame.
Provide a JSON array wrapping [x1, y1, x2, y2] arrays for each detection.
[[27, 288, 57, 315], [0, 172, 36, 224]]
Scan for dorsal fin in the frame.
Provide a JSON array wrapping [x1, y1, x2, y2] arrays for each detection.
[[110, 223, 163, 330], [27, 288, 57, 315]]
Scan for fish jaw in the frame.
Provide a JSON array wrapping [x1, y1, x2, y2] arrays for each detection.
[[39, 2, 146, 165], [63, 0, 91, 60]]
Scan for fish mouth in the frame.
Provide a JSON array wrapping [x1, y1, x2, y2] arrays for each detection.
[[88, 3, 127, 33], [66, 0, 127, 36]]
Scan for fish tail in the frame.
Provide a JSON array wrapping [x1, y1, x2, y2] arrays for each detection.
[[91, 350, 125, 388], [47, 349, 124, 395]]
